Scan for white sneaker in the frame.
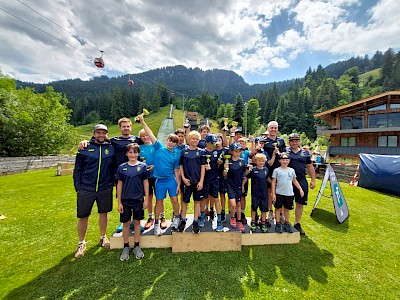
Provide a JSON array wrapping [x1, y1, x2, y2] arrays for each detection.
[[100, 236, 110, 249], [133, 246, 144, 259], [154, 223, 162, 236], [120, 246, 130, 261], [74, 242, 86, 258], [171, 215, 181, 230]]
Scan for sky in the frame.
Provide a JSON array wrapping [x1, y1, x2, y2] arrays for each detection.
[[0, 0, 399, 85]]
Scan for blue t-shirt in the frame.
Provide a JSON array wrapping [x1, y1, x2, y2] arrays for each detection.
[[226, 157, 245, 188], [180, 147, 205, 184], [247, 166, 269, 197], [140, 143, 156, 178], [204, 148, 219, 181], [110, 135, 143, 169], [116, 161, 148, 201], [173, 144, 187, 158], [286, 147, 311, 180], [263, 136, 286, 175], [153, 140, 180, 179]]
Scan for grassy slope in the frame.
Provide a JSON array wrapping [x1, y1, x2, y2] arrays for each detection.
[[0, 169, 399, 300], [359, 68, 381, 86]]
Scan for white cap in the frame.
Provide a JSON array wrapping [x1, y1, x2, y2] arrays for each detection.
[[94, 124, 108, 132]]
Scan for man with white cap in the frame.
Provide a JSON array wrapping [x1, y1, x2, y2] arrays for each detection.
[[263, 121, 286, 222], [73, 124, 116, 258]]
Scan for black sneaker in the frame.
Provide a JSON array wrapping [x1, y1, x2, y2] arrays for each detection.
[[241, 212, 247, 225], [178, 219, 186, 232], [221, 210, 226, 223], [284, 223, 293, 233], [294, 223, 305, 236], [192, 222, 200, 234], [250, 221, 257, 233], [275, 223, 283, 233]]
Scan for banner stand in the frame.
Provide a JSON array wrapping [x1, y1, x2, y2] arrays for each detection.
[[311, 165, 349, 224]]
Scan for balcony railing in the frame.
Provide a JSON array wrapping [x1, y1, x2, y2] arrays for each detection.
[[317, 125, 400, 135]]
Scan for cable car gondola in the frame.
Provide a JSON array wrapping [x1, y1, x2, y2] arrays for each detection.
[[94, 50, 104, 68], [128, 77, 134, 86]]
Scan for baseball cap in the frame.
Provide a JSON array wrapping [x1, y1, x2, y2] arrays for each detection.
[[229, 142, 243, 151], [205, 134, 218, 144], [94, 124, 108, 132], [234, 127, 243, 134], [288, 133, 300, 141]]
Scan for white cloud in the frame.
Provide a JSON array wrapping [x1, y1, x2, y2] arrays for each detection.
[[0, 0, 399, 84]]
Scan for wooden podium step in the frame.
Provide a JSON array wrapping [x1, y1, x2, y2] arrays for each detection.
[[110, 214, 300, 252]]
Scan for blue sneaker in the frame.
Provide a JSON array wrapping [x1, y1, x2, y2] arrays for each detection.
[[116, 223, 123, 233], [216, 222, 223, 232], [129, 222, 145, 232], [198, 216, 205, 227]]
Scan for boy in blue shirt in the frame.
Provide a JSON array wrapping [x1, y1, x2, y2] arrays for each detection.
[[224, 142, 246, 233], [179, 131, 206, 233], [117, 143, 149, 261], [138, 115, 181, 236], [242, 153, 275, 233], [138, 129, 156, 230]]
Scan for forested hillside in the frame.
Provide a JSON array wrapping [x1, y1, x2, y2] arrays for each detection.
[[16, 48, 400, 141]]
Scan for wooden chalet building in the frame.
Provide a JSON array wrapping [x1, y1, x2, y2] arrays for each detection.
[[314, 91, 400, 160]]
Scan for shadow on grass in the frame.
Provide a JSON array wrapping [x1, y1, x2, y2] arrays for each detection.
[[5, 236, 334, 299], [310, 208, 349, 233], [242, 236, 334, 291]]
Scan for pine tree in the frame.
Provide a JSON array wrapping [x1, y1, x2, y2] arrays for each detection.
[[232, 93, 244, 127]]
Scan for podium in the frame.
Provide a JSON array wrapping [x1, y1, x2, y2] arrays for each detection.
[[110, 215, 300, 252]]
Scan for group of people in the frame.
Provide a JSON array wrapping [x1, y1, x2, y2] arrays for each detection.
[[72, 115, 316, 261]]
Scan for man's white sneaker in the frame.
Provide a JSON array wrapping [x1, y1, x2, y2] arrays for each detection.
[[171, 216, 181, 230], [74, 242, 86, 258]]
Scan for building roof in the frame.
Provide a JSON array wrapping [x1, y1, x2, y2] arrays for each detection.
[[314, 91, 400, 118]]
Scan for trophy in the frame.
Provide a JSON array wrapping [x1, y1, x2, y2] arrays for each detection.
[[184, 118, 190, 128], [223, 154, 231, 176], [222, 117, 229, 131], [135, 108, 149, 123], [205, 155, 211, 170], [231, 121, 238, 127]]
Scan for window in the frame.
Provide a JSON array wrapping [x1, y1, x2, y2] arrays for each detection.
[[368, 112, 400, 128], [340, 116, 364, 129], [341, 137, 356, 146], [390, 103, 400, 109], [378, 136, 398, 147], [368, 104, 386, 112]]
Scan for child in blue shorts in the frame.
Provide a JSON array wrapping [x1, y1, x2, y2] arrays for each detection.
[[179, 130, 206, 233], [138, 115, 181, 236], [117, 143, 149, 260], [202, 134, 223, 232], [224, 142, 246, 233]]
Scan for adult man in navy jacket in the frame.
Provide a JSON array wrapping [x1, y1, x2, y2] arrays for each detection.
[[73, 124, 116, 258]]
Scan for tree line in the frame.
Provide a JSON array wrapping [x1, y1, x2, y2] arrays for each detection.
[[2, 47, 400, 156]]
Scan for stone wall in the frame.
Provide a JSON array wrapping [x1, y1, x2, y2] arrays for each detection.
[[317, 164, 358, 183], [0, 155, 75, 175]]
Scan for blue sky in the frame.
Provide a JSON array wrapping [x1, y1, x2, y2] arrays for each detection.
[[0, 0, 399, 85]]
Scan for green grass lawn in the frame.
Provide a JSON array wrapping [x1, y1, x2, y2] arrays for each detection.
[[1, 169, 399, 299]]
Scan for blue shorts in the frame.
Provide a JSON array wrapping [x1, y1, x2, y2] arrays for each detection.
[[227, 184, 242, 202], [203, 178, 219, 198], [293, 178, 309, 205], [183, 183, 203, 203], [155, 177, 178, 200], [218, 176, 227, 193], [251, 196, 268, 212]]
